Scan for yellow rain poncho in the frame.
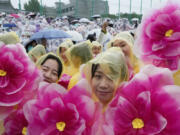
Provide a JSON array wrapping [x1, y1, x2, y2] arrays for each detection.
[[107, 31, 143, 74], [56, 39, 73, 56], [84, 40, 92, 47], [67, 41, 93, 90], [28, 44, 46, 63], [91, 41, 102, 48], [82, 47, 128, 108], [56, 39, 73, 76], [36, 52, 56, 68], [0, 32, 20, 45], [91, 41, 102, 56]]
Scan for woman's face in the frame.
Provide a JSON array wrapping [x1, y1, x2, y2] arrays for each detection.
[[91, 66, 116, 105], [92, 46, 101, 56], [113, 39, 131, 57], [60, 47, 68, 63], [41, 59, 59, 83]]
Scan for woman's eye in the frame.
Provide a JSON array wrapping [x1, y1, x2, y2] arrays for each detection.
[[52, 72, 58, 76], [42, 68, 48, 72], [120, 44, 126, 47], [95, 74, 102, 79]]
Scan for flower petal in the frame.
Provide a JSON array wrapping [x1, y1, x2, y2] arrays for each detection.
[[3, 78, 26, 95], [0, 91, 23, 106], [0, 76, 9, 88], [136, 91, 151, 119], [142, 112, 167, 134]]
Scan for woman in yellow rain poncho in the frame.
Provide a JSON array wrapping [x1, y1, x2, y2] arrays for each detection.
[[67, 41, 93, 90], [28, 44, 46, 63], [82, 47, 128, 108], [107, 31, 143, 79], [56, 39, 73, 76], [36, 53, 63, 84], [71, 47, 128, 135]]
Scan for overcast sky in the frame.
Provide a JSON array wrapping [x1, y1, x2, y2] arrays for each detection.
[[11, 0, 168, 14]]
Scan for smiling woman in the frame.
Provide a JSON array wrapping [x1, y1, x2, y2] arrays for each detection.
[[91, 64, 116, 105], [36, 53, 63, 83], [82, 47, 128, 107]]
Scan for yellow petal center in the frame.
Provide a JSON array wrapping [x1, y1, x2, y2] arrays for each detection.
[[22, 127, 27, 135], [56, 121, 66, 132], [132, 118, 144, 129], [165, 29, 174, 37], [0, 69, 7, 77]]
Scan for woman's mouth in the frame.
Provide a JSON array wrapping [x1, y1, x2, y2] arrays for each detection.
[[96, 90, 112, 94], [43, 79, 52, 83]]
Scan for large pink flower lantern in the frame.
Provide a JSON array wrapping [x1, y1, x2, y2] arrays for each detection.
[[23, 82, 97, 135], [3, 109, 28, 135], [105, 65, 180, 135], [0, 44, 40, 120], [135, 1, 180, 70]]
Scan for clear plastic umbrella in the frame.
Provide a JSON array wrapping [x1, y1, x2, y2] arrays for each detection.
[[79, 18, 90, 23], [67, 31, 83, 42]]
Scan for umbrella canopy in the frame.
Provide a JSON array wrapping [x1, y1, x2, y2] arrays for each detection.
[[71, 20, 79, 24], [91, 14, 101, 18], [62, 16, 68, 19], [131, 18, 139, 21], [67, 31, 83, 42], [30, 29, 71, 40], [0, 12, 5, 17], [27, 12, 36, 18], [3, 23, 17, 28], [79, 18, 90, 23], [10, 14, 20, 18]]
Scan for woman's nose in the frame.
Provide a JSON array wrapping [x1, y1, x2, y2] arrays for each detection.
[[99, 78, 108, 89], [44, 71, 51, 78]]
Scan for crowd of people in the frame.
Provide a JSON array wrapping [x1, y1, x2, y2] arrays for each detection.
[[0, 0, 180, 134]]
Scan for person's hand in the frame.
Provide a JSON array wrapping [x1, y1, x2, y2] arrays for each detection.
[[101, 22, 108, 33]]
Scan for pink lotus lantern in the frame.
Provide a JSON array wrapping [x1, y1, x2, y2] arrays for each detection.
[[58, 74, 72, 89], [23, 82, 97, 135], [105, 65, 180, 135], [3, 109, 28, 135], [0, 44, 40, 120], [135, 1, 180, 70]]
